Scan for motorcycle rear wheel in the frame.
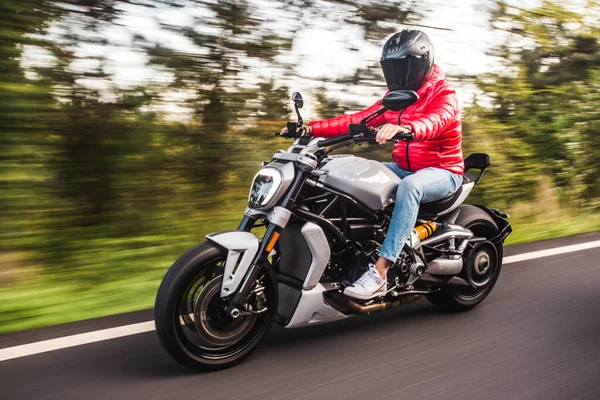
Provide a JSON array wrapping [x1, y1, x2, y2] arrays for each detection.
[[426, 205, 503, 312], [154, 242, 276, 371]]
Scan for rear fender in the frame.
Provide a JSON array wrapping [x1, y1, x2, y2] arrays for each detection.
[[445, 205, 512, 244], [473, 205, 512, 244], [206, 231, 260, 298]]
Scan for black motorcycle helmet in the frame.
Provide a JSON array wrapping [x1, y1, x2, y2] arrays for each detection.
[[380, 29, 435, 92]]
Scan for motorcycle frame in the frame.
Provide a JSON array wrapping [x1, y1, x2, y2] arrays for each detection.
[[231, 157, 388, 328]]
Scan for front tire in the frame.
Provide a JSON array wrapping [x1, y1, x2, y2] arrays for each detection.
[[426, 205, 503, 312], [154, 242, 276, 371]]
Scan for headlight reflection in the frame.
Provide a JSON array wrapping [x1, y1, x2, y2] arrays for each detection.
[[248, 167, 283, 208]]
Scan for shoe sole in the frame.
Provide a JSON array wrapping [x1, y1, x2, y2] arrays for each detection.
[[343, 283, 387, 301], [343, 291, 386, 301]]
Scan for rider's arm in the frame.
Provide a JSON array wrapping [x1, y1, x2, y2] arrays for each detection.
[[309, 94, 388, 138], [404, 81, 459, 142]]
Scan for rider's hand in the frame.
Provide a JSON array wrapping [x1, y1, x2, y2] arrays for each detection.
[[375, 124, 411, 145], [280, 125, 312, 136]]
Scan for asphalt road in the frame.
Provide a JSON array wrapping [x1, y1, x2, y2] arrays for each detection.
[[1, 233, 599, 400]]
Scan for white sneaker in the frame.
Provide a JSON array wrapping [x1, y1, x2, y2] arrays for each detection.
[[343, 264, 387, 300]]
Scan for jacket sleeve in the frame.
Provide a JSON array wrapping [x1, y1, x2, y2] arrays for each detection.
[[405, 82, 459, 142], [309, 96, 387, 138]]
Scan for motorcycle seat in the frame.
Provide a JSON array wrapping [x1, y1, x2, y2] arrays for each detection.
[[384, 154, 488, 216], [384, 176, 471, 216], [418, 180, 466, 216], [418, 153, 489, 216]]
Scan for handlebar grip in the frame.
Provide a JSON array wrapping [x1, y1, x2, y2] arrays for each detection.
[[276, 131, 294, 139], [392, 131, 414, 142], [365, 127, 378, 139], [363, 127, 409, 143]]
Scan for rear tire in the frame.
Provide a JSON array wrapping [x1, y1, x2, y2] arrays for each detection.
[[154, 242, 276, 371], [426, 205, 503, 312]]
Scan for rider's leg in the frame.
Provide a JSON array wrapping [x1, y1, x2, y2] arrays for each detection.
[[382, 162, 412, 179], [376, 167, 463, 279], [344, 167, 462, 300]]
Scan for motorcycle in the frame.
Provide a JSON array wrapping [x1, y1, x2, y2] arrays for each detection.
[[154, 90, 512, 371]]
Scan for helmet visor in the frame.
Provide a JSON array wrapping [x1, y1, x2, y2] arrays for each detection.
[[380, 55, 428, 91]]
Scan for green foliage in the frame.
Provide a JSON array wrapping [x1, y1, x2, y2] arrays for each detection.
[[314, 87, 348, 119], [465, 0, 600, 210]]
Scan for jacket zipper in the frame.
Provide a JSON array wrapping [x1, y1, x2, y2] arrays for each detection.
[[397, 110, 411, 171]]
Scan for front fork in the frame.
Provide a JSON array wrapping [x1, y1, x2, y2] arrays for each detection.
[[226, 172, 306, 316], [238, 215, 256, 232], [225, 222, 284, 316]]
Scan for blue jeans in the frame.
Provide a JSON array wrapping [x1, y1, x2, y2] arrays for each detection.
[[379, 163, 463, 263]]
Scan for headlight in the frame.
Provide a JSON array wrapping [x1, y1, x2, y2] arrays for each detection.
[[248, 167, 283, 208]]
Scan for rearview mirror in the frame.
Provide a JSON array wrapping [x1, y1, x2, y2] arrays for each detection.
[[292, 92, 303, 109], [382, 90, 419, 111]]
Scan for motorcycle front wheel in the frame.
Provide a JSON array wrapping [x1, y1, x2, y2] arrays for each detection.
[[154, 242, 276, 371]]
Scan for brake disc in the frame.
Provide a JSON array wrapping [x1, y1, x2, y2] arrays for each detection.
[[193, 275, 256, 347]]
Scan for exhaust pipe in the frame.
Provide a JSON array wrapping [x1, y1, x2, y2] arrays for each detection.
[[427, 257, 463, 275], [417, 274, 472, 289], [324, 290, 432, 315]]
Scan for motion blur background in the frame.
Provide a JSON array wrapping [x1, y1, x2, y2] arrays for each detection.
[[1, 0, 599, 333]]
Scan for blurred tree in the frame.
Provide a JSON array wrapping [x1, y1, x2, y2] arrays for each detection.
[[258, 80, 290, 120], [28, 2, 160, 230], [0, 1, 59, 254], [466, 0, 600, 209], [314, 87, 349, 119], [146, 0, 293, 194]]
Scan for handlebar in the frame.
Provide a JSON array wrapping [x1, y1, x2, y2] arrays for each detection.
[[276, 124, 413, 147], [390, 131, 415, 142], [346, 124, 414, 144], [317, 133, 353, 147]]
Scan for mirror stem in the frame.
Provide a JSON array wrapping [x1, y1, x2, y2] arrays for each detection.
[[360, 106, 389, 125], [295, 104, 303, 127]]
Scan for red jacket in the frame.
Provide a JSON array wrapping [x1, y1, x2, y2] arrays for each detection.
[[310, 65, 464, 175]]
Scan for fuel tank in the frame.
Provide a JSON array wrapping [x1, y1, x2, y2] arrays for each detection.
[[318, 155, 400, 210]]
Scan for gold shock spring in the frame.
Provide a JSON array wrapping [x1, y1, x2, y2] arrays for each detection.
[[414, 221, 438, 241]]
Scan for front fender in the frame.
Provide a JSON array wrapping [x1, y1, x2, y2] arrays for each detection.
[[206, 231, 260, 298]]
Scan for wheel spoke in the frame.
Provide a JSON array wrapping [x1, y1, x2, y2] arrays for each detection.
[[173, 257, 272, 360]]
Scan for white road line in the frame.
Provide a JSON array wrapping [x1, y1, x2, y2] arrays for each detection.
[[1, 238, 600, 362], [503, 240, 600, 264], [0, 321, 155, 362]]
